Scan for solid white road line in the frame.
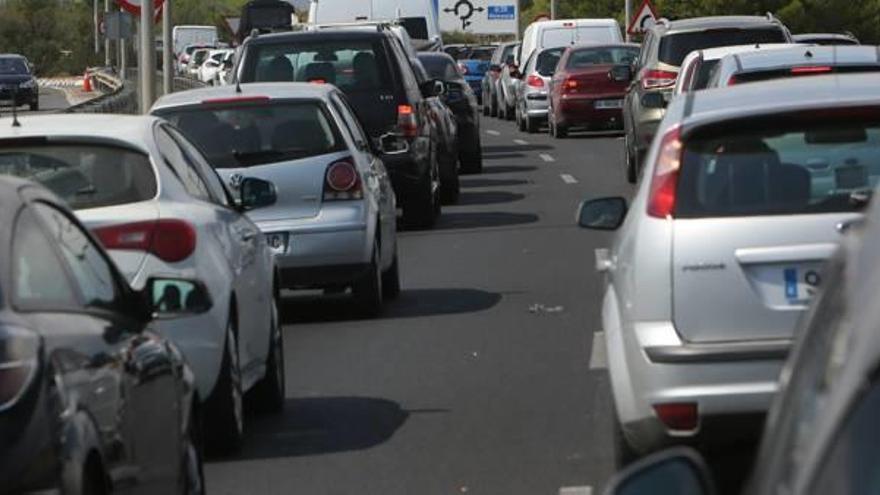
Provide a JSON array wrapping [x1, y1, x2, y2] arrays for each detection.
[[539, 153, 555, 163], [486, 129, 501, 136], [589, 332, 607, 370], [560, 174, 578, 184], [559, 486, 593, 495], [513, 138, 529, 145]]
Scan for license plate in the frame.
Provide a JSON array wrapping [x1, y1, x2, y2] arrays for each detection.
[[595, 99, 623, 109], [783, 265, 823, 304]]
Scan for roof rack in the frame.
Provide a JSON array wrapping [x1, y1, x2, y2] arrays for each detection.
[[766, 12, 780, 23], [655, 17, 670, 26], [310, 20, 400, 32]]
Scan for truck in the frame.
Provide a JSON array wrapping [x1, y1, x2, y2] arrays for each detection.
[[172, 25, 219, 57], [308, 0, 442, 51]]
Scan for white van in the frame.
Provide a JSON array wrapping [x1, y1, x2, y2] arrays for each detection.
[[172, 25, 218, 57], [307, 0, 442, 50], [520, 19, 622, 65]]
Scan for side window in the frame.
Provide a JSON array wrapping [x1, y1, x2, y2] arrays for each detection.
[[155, 126, 212, 202], [331, 94, 371, 147], [12, 208, 78, 308], [32, 203, 117, 308], [165, 126, 231, 207], [523, 53, 536, 73]]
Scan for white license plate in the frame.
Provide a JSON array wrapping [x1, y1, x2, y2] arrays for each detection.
[[595, 99, 623, 109], [783, 265, 823, 304]]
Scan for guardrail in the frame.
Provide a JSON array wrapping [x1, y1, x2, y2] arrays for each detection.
[[65, 68, 207, 114]]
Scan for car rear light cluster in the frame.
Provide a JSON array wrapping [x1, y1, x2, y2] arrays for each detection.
[[0, 326, 39, 409], [653, 402, 699, 431], [791, 65, 833, 75], [526, 75, 544, 88], [93, 219, 197, 263], [563, 78, 579, 93], [397, 104, 419, 138], [647, 126, 683, 218], [641, 69, 677, 90], [323, 159, 363, 201]]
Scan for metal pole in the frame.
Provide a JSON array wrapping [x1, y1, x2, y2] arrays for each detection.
[[104, 0, 111, 66], [140, 2, 156, 113], [119, 6, 127, 78], [550, 0, 557, 20], [163, 0, 173, 96], [625, 0, 631, 42], [94, 0, 100, 54]]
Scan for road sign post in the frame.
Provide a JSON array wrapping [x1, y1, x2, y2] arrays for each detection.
[[162, 0, 172, 96], [625, 0, 631, 42]]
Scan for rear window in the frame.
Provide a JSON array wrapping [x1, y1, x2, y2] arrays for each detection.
[[156, 102, 346, 169], [418, 55, 463, 81], [693, 59, 719, 89], [567, 46, 639, 69], [659, 28, 787, 66], [676, 118, 880, 218], [464, 48, 495, 61], [241, 40, 393, 92], [535, 48, 563, 76], [730, 65, 880, 85], [0, 144, 156, 209]]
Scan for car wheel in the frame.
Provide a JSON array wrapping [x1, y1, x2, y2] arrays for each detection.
[[489, 94, 498, 117], [249, 297, 285, 414], [553, 119, 568, 139], [180, 408, 206, 495], [517, 107, 526, 132], [505, 103, 515, 121], [439, 155, 460, 205], [352, 239, 383, 317], [526, 114, 539, 134], [81, 459, 108, 495], [625, 135, 637, 184], [382, 249, 401, 299], [460, 146, 483, 174], [204, 320, 244, 455], [403, 169, 438, 229], [29, 99, 38, 111], [613, 415, 640, 469]]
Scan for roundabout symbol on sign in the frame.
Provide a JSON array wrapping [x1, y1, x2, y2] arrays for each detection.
[[444, 0, 484, 30]]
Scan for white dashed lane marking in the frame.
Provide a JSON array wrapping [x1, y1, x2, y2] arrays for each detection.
[[539, 153, 555, 163], [560, 486, 593, 495], [513, 138, 529, 145], [589, 332, 607, 370], [560, 174, 578, 184], [486, 129, 501, 136]]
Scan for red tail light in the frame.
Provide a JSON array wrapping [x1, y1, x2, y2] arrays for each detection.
[[526, 74, 544, 88], [458, 63, 468, 75], [727, 75, 738, 86], [397, 104, 418, 138], [93, 219, 197, 263], [653, 403, 699, 431], [647, 126, 683, 219], [323, 159, 363, 201], [641, 69, 677, 90], [791, 65, 833, 75], [563, 77, 579, 93]]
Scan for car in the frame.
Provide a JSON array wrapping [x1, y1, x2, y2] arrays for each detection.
[[187, 48, 212, 78], [234, 29, 444, 228], [417, 51, 483, 174], [603, 125, 880, 495], [178, 43, 214, 75], [577, 73, 879, 466], [519, 18, 624, 69], [152, 83, 402, 315], [620, 15, 791, 184], [457, 57, 490, 104], [792, 32, 859, 45], [546, 43, 639, 138], [496, 43, 522, 121], [213, 50, 236, 86], [307, 0, 442, 51], [482, 41, 518, 117], [411, 55, 460, 204], [0, 175, 208, 494], [0, 114, 285, 454], [672, 43, 798, 96], [513, 46, 565, 134], [706, 44, 880, 89], [0, 54, 38, 111], [199, 48, 234, 85]]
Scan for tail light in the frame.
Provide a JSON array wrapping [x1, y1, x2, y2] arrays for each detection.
[[323, 159, 363, 201], [647, 126, 683, 218], [397, 104, 419, 138], [791, 65, 833, 75], [653, 403, 699, 432], [526, 75, 544, 88], [458, 63, 469, 75], [727, 75, 738, 86], [563, 77, 579, 93], [0, 326, 39, 409], [641, 69, 677, 90], [93, 219, 197, 263]]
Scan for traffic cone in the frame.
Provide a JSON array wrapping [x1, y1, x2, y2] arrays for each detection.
[[83, 71, 92, 92]]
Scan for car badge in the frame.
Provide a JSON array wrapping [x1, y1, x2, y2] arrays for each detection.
[[229, 173, 244, 188]]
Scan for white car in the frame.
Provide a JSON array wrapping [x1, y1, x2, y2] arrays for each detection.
[[152, 83, 401, 316], [0, 114, 285, 453], [672, 43, 798, 96], [199, 49, 233, 85]]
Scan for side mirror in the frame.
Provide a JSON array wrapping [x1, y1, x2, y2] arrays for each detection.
[[240, 177, 277, 210], [642, 92, 669, 109], [145, 277, 213, 319], [604, 448, 716, 495], [610, 64, 633, 83], [378, 133, 411, 155], [577, 197, 628, 230]]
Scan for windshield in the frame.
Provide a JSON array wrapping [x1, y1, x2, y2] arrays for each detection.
[[676, 118, 880, 218], [0, 145, 156, 209], [567, 46, 639, 69], [418, 56, 463, 81], [659, 28, 788, 66], [0, 58, 28, 75], [241, 40, 392, 92], [157, 102, 347, 168]]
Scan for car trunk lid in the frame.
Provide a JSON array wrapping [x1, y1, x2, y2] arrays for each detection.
[[76, 203, 161, 283]]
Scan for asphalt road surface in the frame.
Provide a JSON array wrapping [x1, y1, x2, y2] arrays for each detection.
[[3, 87, 70, 116], [204, 117, 748, 495]]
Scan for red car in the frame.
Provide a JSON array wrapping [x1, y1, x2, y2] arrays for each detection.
[[548, 44, 640, 137]]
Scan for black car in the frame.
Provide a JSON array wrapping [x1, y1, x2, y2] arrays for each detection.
[[0, 176, 208, 494], [418, 51, 483, 174], [235, 28, 445, 228], [0, 54, 38, 111]]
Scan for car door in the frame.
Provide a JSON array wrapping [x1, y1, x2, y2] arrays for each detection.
[[18, 199, 183, 493]]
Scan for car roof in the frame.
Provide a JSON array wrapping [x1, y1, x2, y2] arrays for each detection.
[[0, 114, 161, 154], [151, 82, 335, 111], [727, 45, 880, 71], [691, 42, 799, 61], [0, 54, 26, 59], [658, 15, 782, 34], [530, 18, 619, 28], [245, 29, 386, 45], [793, 33, 857, 41]]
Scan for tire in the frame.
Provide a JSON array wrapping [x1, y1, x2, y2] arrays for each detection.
[[613, 416, 640, 469], [625, 135, 637, 184], [489, 94, 498, 117], [526, 115, 539, 134], [352, 240, 383, 317], [439, 155, 460, 205], [382, 250, 401, 299], [204, 319, 244, 455], [249, 297, 285, 414], [460, 148, 483, 174], [29, 99, 38, 111], [81, 459, 108, 495], [402, 171, 438, 229], [505, 103, 515, 121], [180, 409, 206, 495], [553, 119, 568, 139], [517, 107, 526, 132]]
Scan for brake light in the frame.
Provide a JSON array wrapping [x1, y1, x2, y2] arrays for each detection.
[[323, 159, 363, 201], [727, 75, 738, 86], [397, 104, 419, 138], [93, 219, 197, 263], [526, 75, 544, 88], [458, 63, 468, 75], [641, 69, 677, 90], [563, 77, 578, 93], [647, 126, 683, 219], [653, 403, 699, 431], [791, 65, 833, 75], [309, 79, 327, 84]]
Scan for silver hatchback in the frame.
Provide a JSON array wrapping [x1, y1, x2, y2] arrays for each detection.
[[578, 73, 880, 461], [514, 47, 564, 133]]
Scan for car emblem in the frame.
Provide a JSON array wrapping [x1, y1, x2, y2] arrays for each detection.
[[229, 173, 244, 189]]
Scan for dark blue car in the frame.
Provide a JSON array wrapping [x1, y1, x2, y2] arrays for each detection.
[[458, 59, 490, 104]]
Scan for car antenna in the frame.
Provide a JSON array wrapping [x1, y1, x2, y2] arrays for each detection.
[[10, 88, 20, 127], [235, 78, 243, 94]]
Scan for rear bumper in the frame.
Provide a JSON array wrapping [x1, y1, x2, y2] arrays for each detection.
[[557, 95, 624, 127], [0, 86, 36, 104]]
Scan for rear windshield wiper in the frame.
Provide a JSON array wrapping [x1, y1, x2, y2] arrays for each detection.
[[849, 189, 873, 207]]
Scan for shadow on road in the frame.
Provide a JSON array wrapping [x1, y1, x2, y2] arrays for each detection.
[[221, 397, 409, 461], [483, 144, 553, 153], [481, 165, 538, 174], [455, 191, 525, 206], [484, 152, 526, 160], [433, 211, 539, 230], [281, 288, 503, 324], [460, 178, 529, 188]]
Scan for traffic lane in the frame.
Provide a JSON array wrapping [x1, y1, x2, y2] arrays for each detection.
[[205, 116, 631, 494], [8, 87, 70, 114]]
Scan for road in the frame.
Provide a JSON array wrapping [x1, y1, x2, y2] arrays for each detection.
[[203, 117, 639, 494], [10, 87, 71, 115]]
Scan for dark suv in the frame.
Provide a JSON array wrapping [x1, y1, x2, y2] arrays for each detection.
[[619, 15, 791, 183], [0, 54, 38, 111], [235, 29, 444, 228]]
